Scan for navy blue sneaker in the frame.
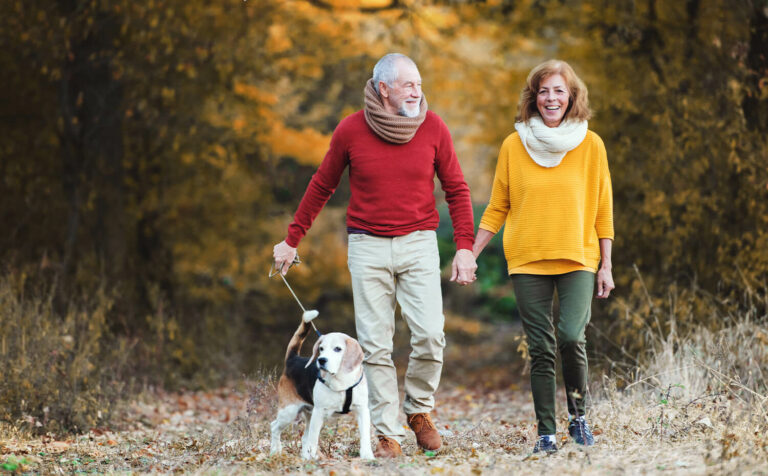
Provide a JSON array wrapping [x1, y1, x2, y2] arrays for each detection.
[[532, 436, 558, 454], [568, 417, 595, 446]]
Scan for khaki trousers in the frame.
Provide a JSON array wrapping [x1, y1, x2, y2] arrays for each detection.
[[348, 230, 445, 442]]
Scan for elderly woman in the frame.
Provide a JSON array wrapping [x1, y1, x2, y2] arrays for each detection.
[[473, 60, 614, 454]]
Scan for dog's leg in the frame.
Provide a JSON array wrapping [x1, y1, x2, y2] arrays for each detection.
[[299, 408, 312, 453], [270, 403, 303, 455], [301, 408, 326, 460], [357, 406, 375, 460]]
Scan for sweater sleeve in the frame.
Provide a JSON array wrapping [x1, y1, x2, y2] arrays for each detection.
[[594, 135, 614, 239], [434, 117, 475, 251], [479, 137, 511, 234], [285, 128, 349, 248]]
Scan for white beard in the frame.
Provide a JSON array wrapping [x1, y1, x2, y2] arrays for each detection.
[[399, 102, 420, 118]]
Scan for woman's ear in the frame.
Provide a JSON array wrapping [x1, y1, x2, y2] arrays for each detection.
[[341, 337, 364, 373]]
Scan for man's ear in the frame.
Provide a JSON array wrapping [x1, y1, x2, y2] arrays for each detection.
[[378, 81, 390, 99], [305, 337, 322, 369], [341, 337, 364, 373]]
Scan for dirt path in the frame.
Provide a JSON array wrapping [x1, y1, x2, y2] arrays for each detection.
[[1, 377, 764, 475]]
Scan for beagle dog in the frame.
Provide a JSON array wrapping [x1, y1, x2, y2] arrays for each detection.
[[270, 317, 374, 460]]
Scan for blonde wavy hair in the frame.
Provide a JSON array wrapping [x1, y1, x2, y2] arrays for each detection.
[[515, 59, 592, 123]]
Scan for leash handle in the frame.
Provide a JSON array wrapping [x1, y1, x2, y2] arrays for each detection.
[[269, 253, 301, 278], [269, 254, 323, 338]]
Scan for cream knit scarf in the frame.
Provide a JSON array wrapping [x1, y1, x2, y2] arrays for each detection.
[[515, 116, 588, 167], [363, 78, 428, 144]]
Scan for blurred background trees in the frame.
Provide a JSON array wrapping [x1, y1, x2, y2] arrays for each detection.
[[1, 0, 766, 431]]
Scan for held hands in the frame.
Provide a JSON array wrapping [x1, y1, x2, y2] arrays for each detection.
[[450, 249, 478, 286], [273, 240, 298, 276], [596, 266, 614, 298]]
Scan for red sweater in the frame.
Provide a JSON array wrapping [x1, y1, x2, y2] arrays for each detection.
[[286, 110, 474, 250]]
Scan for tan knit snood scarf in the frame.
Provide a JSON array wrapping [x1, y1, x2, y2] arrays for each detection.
[[363, 78, 428, 144]]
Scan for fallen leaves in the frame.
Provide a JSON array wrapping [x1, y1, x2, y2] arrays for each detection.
[[0, 378, 765, 474]]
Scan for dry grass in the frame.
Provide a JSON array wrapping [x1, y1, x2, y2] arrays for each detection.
[[1, 312, 766, 475]]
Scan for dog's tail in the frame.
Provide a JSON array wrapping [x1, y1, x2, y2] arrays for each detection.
[[284, 317, 313, 363]]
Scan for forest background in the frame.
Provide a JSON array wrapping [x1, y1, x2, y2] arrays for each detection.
[[1, 0, 767, 436]]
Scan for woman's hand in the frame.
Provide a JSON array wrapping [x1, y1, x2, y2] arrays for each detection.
[[596, 266, 614, 298], [596, 238, 614, 298]]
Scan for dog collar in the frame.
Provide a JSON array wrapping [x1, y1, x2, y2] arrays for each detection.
[[317, 370, 365, 414]]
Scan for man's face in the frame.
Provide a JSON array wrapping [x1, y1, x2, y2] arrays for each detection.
[[381, 61, 422, 118]]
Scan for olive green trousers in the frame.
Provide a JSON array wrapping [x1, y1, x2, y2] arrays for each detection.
[[511, 271, 594, 435]]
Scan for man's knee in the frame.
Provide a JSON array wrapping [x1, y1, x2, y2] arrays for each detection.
[[364, 345, 395, 366], [410, 330, 445, 358]]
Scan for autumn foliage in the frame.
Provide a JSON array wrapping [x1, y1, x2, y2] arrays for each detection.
[[1, 0, 767, 433]]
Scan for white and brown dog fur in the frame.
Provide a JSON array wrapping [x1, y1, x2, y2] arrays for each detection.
[[270, 317, 374, 460]]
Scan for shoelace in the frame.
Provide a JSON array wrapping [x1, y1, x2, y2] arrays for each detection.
[[578, 421, 593, 438], [409, 414, 435, 431], [378, 437, 396, 449], [535, 437, 555, 450], [570, 418, 593, 442]]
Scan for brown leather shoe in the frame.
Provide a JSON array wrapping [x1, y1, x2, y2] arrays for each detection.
[[374, 435, 402, 458], [407, 412, 442, 450]]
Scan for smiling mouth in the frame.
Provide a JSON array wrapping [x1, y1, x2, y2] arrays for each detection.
[[545, 106, 560, 110]]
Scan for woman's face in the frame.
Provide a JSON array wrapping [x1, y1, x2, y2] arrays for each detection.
[[536, 74, 570, 127]]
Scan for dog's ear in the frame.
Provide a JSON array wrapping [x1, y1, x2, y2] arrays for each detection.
[[341, 337, 364, 373], [305, 336, 322, 369]]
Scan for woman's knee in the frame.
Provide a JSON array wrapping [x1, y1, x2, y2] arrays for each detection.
[[557, 336, 586, 355], [528, 341, 557, 368]]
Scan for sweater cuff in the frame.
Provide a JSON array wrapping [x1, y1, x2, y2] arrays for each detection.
[[285, 235, 300, 248], [596, 229, 615, 240], [478, 222, 500, 234], [455, 238, 474, 251]]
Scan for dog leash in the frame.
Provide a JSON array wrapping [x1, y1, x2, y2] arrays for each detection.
[[269, 254, 322, 337]]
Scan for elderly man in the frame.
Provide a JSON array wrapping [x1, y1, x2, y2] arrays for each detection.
[[273, 53, 476, 457]]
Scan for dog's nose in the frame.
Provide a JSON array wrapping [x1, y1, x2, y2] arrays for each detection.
[[317, 357, 327, 366]]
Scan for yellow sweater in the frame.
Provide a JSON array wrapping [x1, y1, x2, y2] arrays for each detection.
[[479, 130, 614, 275]]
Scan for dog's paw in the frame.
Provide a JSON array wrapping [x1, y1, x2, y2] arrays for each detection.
[[300, 446, 318, 461]]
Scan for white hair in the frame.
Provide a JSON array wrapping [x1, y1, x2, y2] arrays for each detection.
[[372, 53, 417, 91]]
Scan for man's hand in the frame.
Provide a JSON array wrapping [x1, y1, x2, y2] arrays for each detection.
[[596, 266, 614, 299], [450, 249, 478, 286], [273, 240, 298, 276]]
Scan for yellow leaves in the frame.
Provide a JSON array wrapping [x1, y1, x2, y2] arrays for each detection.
[[176, 62, 197, 79], [419, 6, 460, 30], [211, 144, 227, 159], [263, 122, 331, 166], [267, 24, 291, 53], [232, 116, 247, 133], [275, 55, 324, 79], [514, 335, 529, 361], [321, 0, 393, 8], [756, 329, 768, 346], [161, 87, 175, 102], [233, 82, 277, 105]]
